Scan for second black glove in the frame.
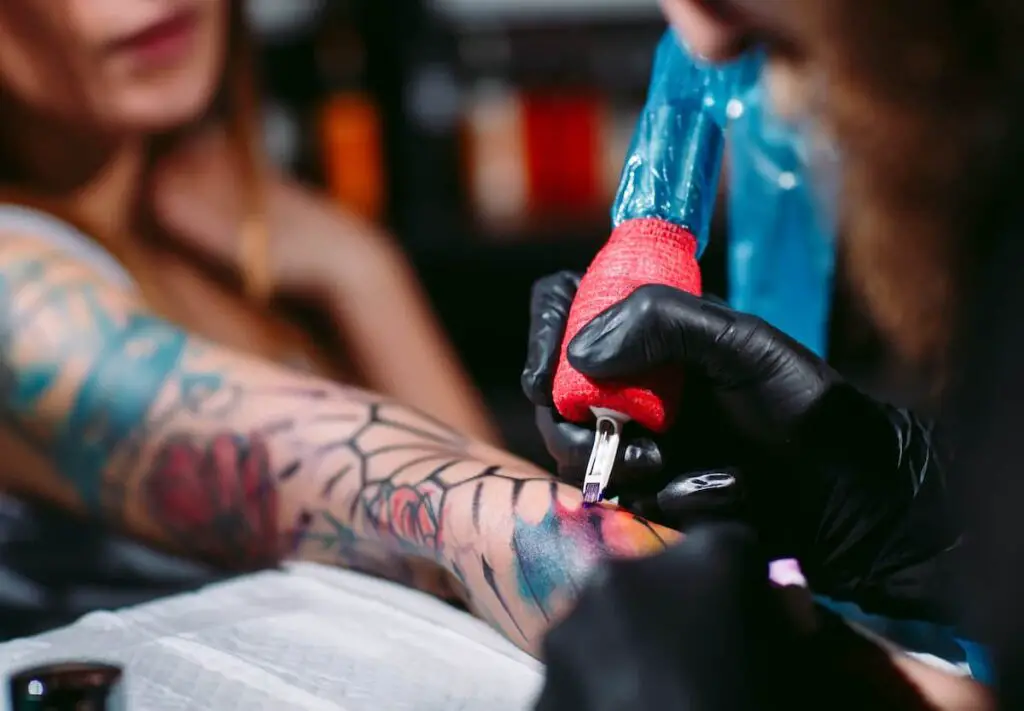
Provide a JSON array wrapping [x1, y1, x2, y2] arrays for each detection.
[[522, 271, 957, 622]]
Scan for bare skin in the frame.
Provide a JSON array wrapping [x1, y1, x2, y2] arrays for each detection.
[[149, 128, 501, 445]]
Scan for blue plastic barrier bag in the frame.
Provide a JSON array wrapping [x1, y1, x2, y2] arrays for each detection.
[[725, 51, 837, 356]]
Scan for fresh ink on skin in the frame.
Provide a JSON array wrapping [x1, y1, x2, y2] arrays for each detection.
[[511, 498, 598, 618], [511, 495, 670, 620]]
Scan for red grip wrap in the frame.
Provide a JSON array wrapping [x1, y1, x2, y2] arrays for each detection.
[[552, 218, 701, 433]]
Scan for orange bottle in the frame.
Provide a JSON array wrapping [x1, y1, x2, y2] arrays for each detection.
[[316, 12, 385, 222]]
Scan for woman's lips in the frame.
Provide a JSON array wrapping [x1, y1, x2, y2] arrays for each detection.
[[110, 8, 200, 69]]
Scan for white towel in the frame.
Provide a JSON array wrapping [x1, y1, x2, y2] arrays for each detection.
[[0, 563, 543, 711]]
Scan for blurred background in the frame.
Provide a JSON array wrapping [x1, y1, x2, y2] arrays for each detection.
[[245, 0, 894, 465]]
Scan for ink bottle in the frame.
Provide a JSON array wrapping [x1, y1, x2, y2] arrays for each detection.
[[8, 661, 124, 710]]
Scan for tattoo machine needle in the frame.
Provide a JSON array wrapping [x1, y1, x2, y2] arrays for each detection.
[[551, 34, 752, 505]]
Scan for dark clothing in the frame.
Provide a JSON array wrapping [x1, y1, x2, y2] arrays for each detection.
[[0, 493, 222, 640], [946, 207, 1024, 707]]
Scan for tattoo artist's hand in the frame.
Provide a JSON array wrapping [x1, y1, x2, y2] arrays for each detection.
[[522, 272, 958, 622], [521, 272, 806, 517], [521, 272, 749, 499], [535, 522, 934, 711], [566, 280, 838, 444]]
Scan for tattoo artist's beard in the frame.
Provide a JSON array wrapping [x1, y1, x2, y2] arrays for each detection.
[[795, 113, 952, 382], [842, 206, 956, 389]]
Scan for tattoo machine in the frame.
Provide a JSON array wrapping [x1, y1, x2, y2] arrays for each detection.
[[552, 33, 752, 504]]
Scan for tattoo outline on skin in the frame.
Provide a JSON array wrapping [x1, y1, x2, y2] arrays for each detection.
[[0, 245, 673, 647], [291, 400, 674, 640]]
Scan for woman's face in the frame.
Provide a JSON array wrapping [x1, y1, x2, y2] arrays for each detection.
[[0, 0, 229, 133]]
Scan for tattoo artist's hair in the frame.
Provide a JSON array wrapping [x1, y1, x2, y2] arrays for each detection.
[[799, 1, 1024, 385], [0, 0, 270, 328]]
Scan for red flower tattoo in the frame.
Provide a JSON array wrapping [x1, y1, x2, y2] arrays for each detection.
[[364, 481, 441, 554], [142, 432, 280, 568]]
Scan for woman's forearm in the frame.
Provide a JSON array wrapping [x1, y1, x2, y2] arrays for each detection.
[[1, 239, 997, 690], [0, 237, 673, 655], [276, 386, 677, 649]]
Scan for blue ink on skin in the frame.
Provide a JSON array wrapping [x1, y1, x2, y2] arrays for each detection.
[[512, 498, 604, 619], [0, 259, 59, 410], [55, 315, 188, 512], [514, 508, 562, 616], [0, 258, 191, 511]]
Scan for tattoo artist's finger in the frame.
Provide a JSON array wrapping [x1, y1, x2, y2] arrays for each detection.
[[522, 271, 581, 406], [536, 565, 623, 711], [567, 285, 690, 379], [534, 407, 663, 485], [534, 407, 593, 483], [540, 522, 769, 711], [656, 469, 744, 526], [569, 285, 743, 380]]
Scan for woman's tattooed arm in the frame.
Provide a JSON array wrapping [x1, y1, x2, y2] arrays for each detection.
[[0, 236, 678, 654]]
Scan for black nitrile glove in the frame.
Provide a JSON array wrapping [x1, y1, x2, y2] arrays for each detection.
[[535, 522, 933, 711], [522, 273, 957, 622], [522, 272, 756, 499]]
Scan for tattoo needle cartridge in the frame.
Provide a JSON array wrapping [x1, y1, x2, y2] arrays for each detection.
[[581, 409, 626, 504]]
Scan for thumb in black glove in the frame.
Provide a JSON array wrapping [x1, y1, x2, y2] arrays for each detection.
[[535, 522, 795, 711], [535, 521, 934, 711], [567, 283, 838, 445]]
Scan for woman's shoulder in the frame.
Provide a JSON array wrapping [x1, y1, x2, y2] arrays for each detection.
[[0, 203, 133, 288]]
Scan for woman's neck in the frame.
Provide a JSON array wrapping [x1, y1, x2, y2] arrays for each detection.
[[0, 95, 147, 241], [69, 142, 147, 241]]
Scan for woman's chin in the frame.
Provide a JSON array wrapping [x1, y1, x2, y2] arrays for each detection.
[[103, 81, 220, 135]]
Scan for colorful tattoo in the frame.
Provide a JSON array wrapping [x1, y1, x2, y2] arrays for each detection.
[[141, 432, 280, 567], [363, 479, 442, 554], [0, 243, 675, 652], [512, 495, 603, 618]]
